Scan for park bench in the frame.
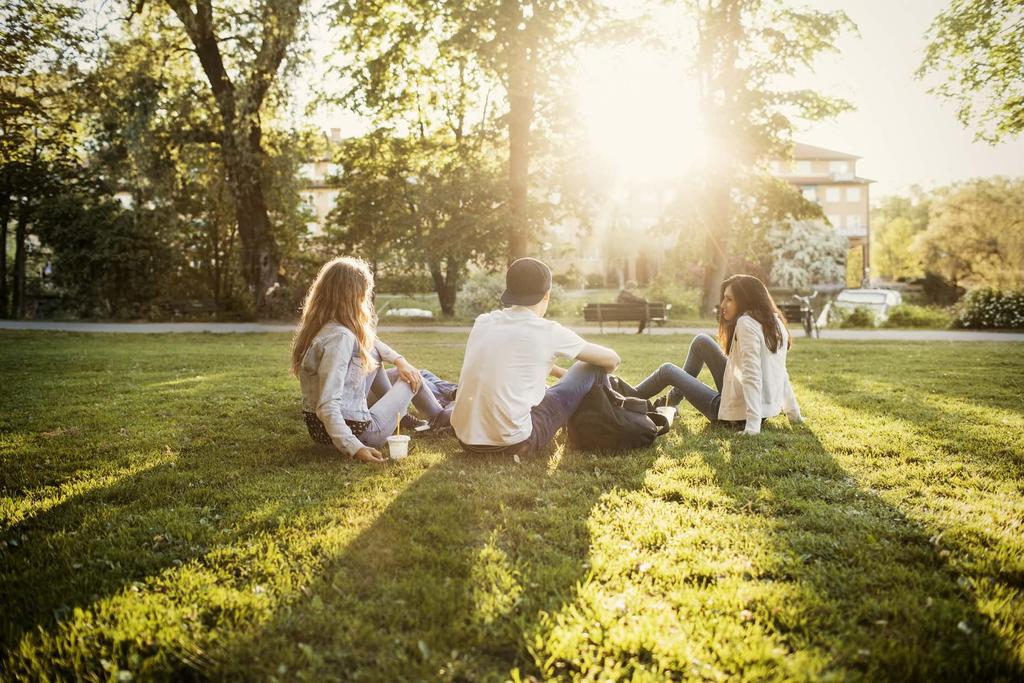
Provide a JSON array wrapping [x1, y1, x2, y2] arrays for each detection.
[[583, 302, 671, 334], [777, 302, 804, 325]]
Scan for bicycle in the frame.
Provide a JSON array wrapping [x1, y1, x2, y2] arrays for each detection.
[[792, 291, 820, 338]]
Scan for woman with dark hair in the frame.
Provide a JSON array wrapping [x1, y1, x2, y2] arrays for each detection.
[[632, 274, 802, 434]]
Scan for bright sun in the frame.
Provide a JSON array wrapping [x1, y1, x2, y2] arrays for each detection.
[[575, 45, 707, 183]]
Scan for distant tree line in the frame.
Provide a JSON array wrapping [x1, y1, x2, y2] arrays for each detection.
[[871, 178, 1024, 303]]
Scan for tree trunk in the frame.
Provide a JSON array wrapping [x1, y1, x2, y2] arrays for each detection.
[[701, 177, 731, 316], [507, 41, 534, 262], [1, 192, 9, 318], [12, 199, 28, 319], [429, 258, 458, 317], [221, 125, 279, 313]]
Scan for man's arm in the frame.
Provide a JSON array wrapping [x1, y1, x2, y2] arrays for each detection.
[[549, 364, 568, 379], [576, 342, 621, 372]]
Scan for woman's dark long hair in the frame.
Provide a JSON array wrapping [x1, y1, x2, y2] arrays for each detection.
[[717, 274, 792, 355]]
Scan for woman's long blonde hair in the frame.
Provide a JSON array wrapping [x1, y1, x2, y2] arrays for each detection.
[[291, 257, 377, 375]]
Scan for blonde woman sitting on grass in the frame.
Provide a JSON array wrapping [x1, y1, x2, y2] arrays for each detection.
[[291, 257, 453, 463]]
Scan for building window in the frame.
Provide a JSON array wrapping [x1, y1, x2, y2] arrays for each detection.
[[846, 187, 861, 202], [801, 187, 817, 201], [827, 214, 842, 228], [796, 160, 812, 174], [825, 187, 841, 202], [847, 214, 863, 229], [829, 160, 849, 173]]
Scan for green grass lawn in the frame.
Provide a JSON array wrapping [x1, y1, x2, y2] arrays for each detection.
[[2, 331, 1022, 681]]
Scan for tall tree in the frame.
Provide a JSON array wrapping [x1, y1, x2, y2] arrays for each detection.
[[681, 0, 854, 313], [329, 132, 506, 316], [333, 0, 597, 262], [142, 0, 304, 312], [918, 0, 1024, 143]]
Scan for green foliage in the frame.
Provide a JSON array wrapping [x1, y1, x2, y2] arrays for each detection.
[[919, 0, 1024, 142], [642, 273, 700, 317], [1, 332, 1022, 679], [32, 187, 174, 318], [872, 217, 924, 281], [331, 0, 600, 259], [882, 304, 953, 329], [953, 288, 1024, 329], [913, 177, 1024, 290], [329, 131, 507, 316], [834, 305, 877, 328]]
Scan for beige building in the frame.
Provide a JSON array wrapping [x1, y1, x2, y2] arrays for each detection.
[[298, 128, 345, 236], [770, 142, 874, 286]]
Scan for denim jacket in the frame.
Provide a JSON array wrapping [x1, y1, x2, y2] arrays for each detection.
[[298, 322, 401, 455]]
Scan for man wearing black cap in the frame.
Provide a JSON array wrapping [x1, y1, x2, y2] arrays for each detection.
[[452, 257, 621, 458]]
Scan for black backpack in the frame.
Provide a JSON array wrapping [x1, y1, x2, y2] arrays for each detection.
[[567, 376, 671, 452]]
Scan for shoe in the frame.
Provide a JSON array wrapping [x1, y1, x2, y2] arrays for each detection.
[[400, 415, 429, 431], [653, 395, 669, 409]]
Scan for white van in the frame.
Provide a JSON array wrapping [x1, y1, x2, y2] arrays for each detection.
[[827, 288, 903, 323]]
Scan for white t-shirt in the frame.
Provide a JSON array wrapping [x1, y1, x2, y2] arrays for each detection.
[[452, 307, 587, 446]]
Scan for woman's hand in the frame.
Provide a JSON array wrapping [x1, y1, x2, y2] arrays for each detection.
[[395, 358, 422, 392], [354, 446, 385, 463]]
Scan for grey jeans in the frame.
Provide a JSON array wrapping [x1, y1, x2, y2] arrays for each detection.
[[633, 334, 726, 421], [359, 359, 452, 449]]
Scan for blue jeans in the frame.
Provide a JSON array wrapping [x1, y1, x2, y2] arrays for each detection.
[[633, 334, 726, 421], [526, 361, 608, 453]]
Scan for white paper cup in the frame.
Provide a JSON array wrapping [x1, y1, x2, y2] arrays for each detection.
[[386, 435, 411, 459], [655, 406, 676, 423]]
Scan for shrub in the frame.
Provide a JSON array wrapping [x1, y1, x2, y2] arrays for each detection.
[[455, 272, 567, 319], [837, 305, 877, 328], [953, 288, 1024, 329], [882, 304, 952, 329], [456, 272, 505, 318], [585, 272, 606, 289], [643, 273, 700, 317]]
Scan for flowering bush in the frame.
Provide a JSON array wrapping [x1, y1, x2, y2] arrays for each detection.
[[953, 288, 1024, 329], [768, 221, 847, 290], [882, 304, 953, 329]]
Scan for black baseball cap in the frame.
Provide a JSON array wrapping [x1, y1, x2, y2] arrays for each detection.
[[501, 257, 552, 306]]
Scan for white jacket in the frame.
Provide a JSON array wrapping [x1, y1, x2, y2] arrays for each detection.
[[718, 314, 802, 434]]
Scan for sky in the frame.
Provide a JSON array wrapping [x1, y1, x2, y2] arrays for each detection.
[[791, 0, 1024, 197]]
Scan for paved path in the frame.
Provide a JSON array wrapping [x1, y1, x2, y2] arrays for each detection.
[[1, 320, 1022, 341]]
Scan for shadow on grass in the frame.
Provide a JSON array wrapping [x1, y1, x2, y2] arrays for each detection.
[[0, 439, 388, 659], [694, 419, 1021, 679], [205, 441, 660, 680], [800, 371, 1024, 475]]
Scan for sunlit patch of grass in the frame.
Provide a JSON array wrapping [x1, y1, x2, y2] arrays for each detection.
[[1, 331, 1022, 680]]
